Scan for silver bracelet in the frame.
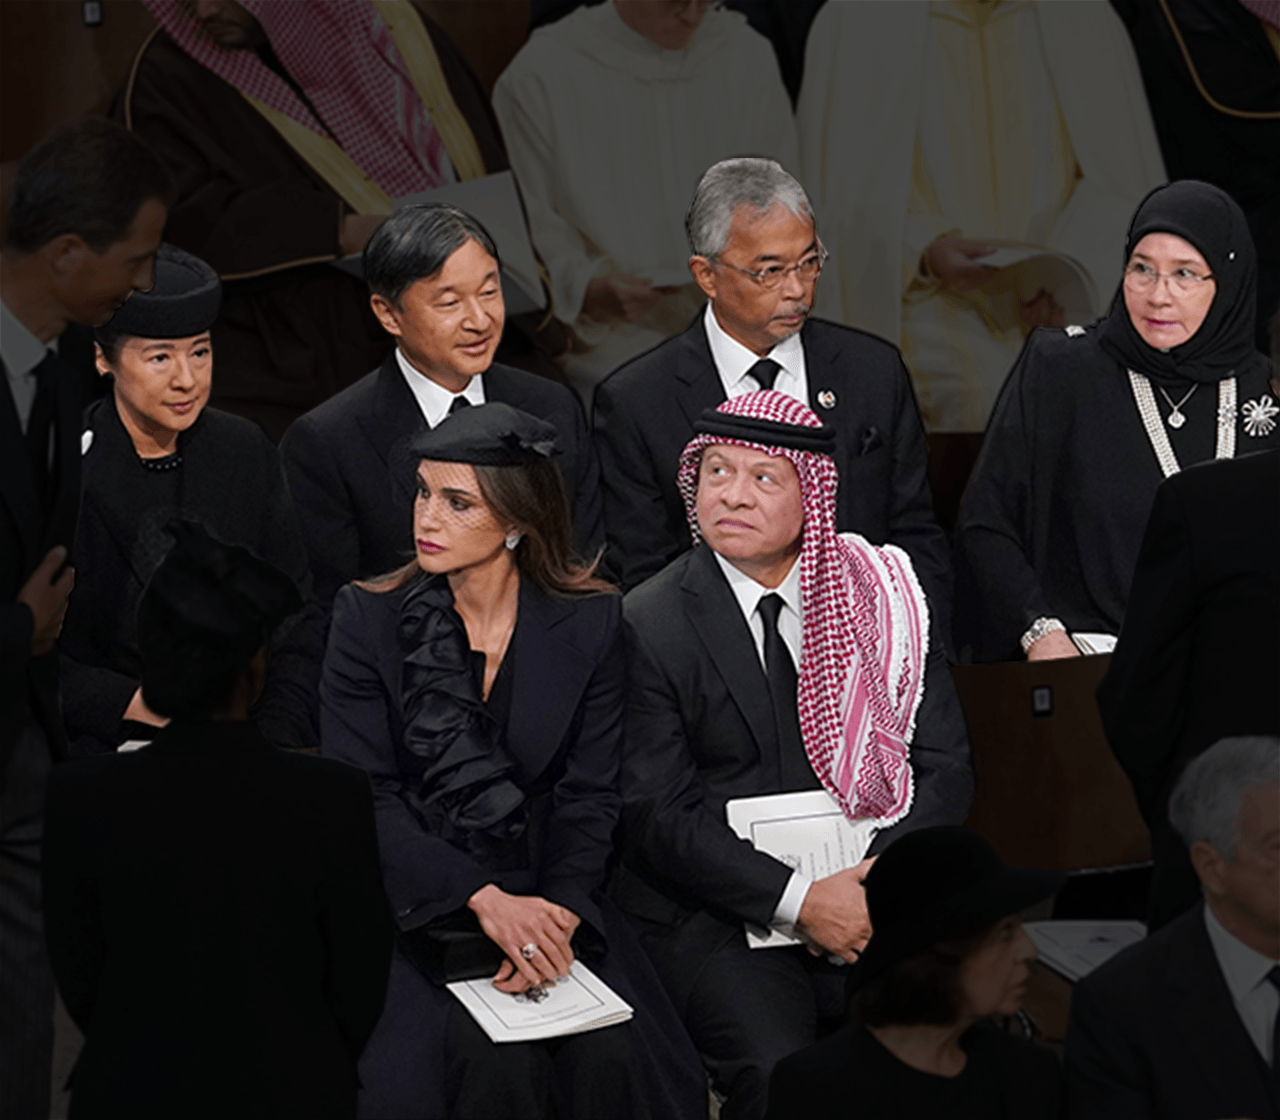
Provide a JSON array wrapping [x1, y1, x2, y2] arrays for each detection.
[[1020, 616, 1066, 654]]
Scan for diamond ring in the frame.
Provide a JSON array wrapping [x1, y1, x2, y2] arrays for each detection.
[[520, 942, 539, 960]]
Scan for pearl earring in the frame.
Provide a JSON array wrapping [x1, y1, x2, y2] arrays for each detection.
[[505, 531, 522, 551]]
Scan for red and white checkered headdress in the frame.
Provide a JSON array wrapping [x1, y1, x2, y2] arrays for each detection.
[[677, 391, 930, 827], [145, 0, 453, 198]]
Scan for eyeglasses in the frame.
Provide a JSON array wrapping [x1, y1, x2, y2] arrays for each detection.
[[1124, 262, 1214, 295], [717, 242, 828, 292]]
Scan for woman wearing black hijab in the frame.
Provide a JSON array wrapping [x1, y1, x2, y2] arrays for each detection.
[[319, 403, 704, 1119], [956, 180, 1280, 662], [61, 244, 320, 752]]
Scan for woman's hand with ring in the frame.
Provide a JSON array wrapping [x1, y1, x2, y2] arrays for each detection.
[[466, 884, 578, 991]]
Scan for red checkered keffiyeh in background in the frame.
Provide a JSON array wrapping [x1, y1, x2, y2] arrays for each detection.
[[144, 0, 453, 196], [676, 391, 930, 828], [1240, 1, 1280, 32]]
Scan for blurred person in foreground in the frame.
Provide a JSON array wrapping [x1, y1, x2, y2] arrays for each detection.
[[767, 827, 1066, 1120], [118, 0, 560, 439], [615, 391, 973, 1120], [0, 118, 170, 1120], [43, 520, 393, 1120], [282, 204, 602, 614], [61, 245, 320, 756], [1066, 736, 1280, 1120], [493, 0, 798, 396], [955, 181, 1280, 663], [319, 404, 704, 1118]]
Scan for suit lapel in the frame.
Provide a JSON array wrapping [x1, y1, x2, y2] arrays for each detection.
[[506, 581, 595, 782], [682, 546, 779, 780], [673, 317, 727, 430], [1166, 908, 1279, 1117], [357, 353, 426, 472], [0, 361, 41, 570]]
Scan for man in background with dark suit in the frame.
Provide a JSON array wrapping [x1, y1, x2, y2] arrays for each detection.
[[593, 157, 950, 625], [0, 118, 170, 1120], [1098, 447, 1280, 930], [615, 392, 972, 1120], [282, 203, 603, 611], [1067, 735, 1280, 1120]]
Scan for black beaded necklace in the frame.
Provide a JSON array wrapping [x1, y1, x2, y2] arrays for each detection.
[[137, 449, 183, 472]]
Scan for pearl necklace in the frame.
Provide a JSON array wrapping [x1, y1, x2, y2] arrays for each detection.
[[1127, 370, 1236, 479]]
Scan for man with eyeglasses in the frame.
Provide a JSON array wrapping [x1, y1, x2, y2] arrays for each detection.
[[493, 0, 797, 399], [594, 158, 951, 628]]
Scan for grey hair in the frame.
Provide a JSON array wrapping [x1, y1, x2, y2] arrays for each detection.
[[685, 158, 814, 259], [1169, 736, 1280, 857]]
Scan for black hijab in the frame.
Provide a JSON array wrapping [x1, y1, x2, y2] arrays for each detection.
[[1098, 180, 1262, 386]]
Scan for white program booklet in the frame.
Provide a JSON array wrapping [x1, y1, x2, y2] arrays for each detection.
[[446, 960, 632, 1044], [1070, 632, 1118, 656], [333, 171, 546, 315], [726, 789, 878, 949], [1025, 920, 1146, 982]]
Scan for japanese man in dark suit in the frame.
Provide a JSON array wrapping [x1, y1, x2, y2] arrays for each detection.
[[614, 391, 974, 1120], [1067, 735, 1280, 1120], [593, 157, 950, 627], [0, 118, 170, 1120], [281, 203, 603, 611]]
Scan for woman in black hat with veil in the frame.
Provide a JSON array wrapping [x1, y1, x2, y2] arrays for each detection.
[[767, 827, 1066, 1120], [319, 402, 704, 1119]]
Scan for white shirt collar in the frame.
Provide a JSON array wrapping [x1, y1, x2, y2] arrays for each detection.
[[1204, 902, 1280, 1003], [1, 298, 51, 380], [703, 302, 806, 399], [712, 548, 802, 627], [395, 346, 486, 428]]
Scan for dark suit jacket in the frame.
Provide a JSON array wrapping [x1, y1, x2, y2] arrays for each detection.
[[320, 578, 624, 941], [1, 328, 95, 764], [1097, 450, 1280, 925], [1066, 904, 1280, 1120], [281, 355, 604, 610], [614, 544, 973, 992], [41, 720, 393, 1119], [592, 314, 951, 611]]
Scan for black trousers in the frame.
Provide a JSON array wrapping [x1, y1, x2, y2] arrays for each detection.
[[444, 1000, 652, 1120], [0, 716, 55, 1120], [637, 916, 847, 1120]]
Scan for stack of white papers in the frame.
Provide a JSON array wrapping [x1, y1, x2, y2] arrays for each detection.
[[726, 789, 878, 949], [447, 960, 633, 1043], [1025, 920, 1146, 982]]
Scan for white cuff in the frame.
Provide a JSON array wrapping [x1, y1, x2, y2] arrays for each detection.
[[771, 870, 813, 936]]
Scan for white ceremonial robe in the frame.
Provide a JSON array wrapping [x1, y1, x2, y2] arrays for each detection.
[[493, 1, 799, 395], [798, 0, 1166, 432]]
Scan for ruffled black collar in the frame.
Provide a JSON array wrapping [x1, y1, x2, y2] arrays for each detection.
[[398, 573, 526, 842]]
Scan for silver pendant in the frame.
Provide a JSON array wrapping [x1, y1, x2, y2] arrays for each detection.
[[1167, 409, 1186, 429], [817, 389, 837, 410]]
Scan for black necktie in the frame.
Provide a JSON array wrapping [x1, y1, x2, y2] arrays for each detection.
[[448, 394, 472, 415], [1267, 965, 1280, 1069], [758, 593, 809, 788], [747, 358, 782, 392], [25, 352, 58, 511]]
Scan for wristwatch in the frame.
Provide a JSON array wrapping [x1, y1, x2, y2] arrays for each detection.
[[1020, 616, 1066, 654]]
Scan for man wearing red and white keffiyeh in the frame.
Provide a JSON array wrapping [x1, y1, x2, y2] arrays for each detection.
[[616, 389, 973, 1120]]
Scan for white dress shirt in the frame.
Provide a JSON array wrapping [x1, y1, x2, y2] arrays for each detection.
[[1204, 903, 1280, 1064], [712, 551, 812, 932], [1, 297, 53, 433], [395, 347, 486, 428], [704, 302, 808, 406]]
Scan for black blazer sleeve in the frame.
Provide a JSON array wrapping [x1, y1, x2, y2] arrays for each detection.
[[280, 413, 363, 612], [536, 597, 626, 937], [320, 586, 493, 927], [1095, 477, 1195, 830], [316, 767, 395, 1059], [619, 612, 794, 929], [1065, 967, 1157, 1120], [42, 763, 107, 1031], [867, 630, 974, 855], [560, 388, 607, 563]]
